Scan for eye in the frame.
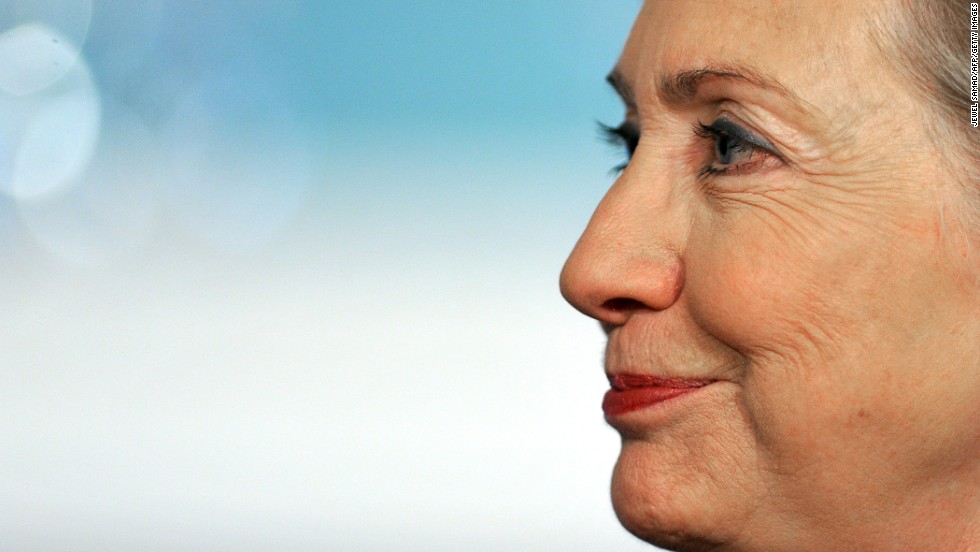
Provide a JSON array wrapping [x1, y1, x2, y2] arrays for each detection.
[[694, 117, 780, 179], [599, 121, 640, 174]]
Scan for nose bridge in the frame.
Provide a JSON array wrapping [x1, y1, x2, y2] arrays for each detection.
[[560, 165, 687, 324]]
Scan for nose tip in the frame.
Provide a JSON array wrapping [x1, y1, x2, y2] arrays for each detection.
[[559, 238, 684, 326]]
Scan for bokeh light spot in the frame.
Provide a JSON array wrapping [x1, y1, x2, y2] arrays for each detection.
[[17, 107, 160, 267], [164, 76, 312, 253], [0, 24, 82, 96], [8, 58, 100, 201]]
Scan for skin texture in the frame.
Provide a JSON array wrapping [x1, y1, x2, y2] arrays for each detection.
[[559, 1, 980, 550]]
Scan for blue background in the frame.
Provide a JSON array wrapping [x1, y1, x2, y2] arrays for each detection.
[[0, 1, 657, 550]]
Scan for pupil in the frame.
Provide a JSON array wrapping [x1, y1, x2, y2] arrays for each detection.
[[717, 136, 730, 163]]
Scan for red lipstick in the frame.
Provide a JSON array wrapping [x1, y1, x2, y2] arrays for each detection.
[[602, 374, 713, 417]]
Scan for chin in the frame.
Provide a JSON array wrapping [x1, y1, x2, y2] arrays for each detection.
[[610, 442, 732, 552]]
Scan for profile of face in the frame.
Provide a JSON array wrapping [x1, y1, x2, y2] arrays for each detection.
[[560, 1, 980, 550]]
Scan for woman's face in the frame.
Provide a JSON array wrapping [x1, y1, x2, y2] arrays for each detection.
[[560, 1, 980, 550]]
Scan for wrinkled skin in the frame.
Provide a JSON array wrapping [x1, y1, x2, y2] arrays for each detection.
[[560, 1, 980, 550]]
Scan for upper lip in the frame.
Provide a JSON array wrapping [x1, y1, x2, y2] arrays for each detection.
[[606, 372, 716, 390]]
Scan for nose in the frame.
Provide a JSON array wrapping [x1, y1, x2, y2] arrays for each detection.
[[559, 167, 686, 327]]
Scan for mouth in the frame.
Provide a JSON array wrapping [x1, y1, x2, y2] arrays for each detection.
[[602, 373, 715, 418]]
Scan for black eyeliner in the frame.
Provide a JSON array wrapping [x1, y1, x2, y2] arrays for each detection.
[[700, 117, 781, 159]]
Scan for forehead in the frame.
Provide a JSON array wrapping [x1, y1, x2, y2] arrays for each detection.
[[617, 0, 891, 116]]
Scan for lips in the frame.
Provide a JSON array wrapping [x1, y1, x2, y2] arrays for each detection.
[[602, 373, 714, 417]]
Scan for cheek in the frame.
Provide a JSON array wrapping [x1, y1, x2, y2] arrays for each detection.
[[684, 215, 835, 358], [682, 200, 977, 511], [689, 209, 895, 417], [683, 193, 915, 372], [682, 219, 889, 509]]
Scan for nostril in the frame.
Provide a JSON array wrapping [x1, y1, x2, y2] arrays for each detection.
[[602, 298, 646, 313]]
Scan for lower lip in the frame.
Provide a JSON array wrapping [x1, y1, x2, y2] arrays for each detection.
[[602, 375, 713, 417]]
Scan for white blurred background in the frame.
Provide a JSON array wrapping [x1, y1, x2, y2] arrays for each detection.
[[0, 1, 655, 550]]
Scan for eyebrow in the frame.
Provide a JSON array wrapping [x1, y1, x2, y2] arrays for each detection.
[[606, 62, 808, 111]]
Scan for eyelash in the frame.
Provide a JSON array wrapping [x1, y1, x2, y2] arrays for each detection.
[[599, 119, 775, 179], [599, 121, 639, 174]]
